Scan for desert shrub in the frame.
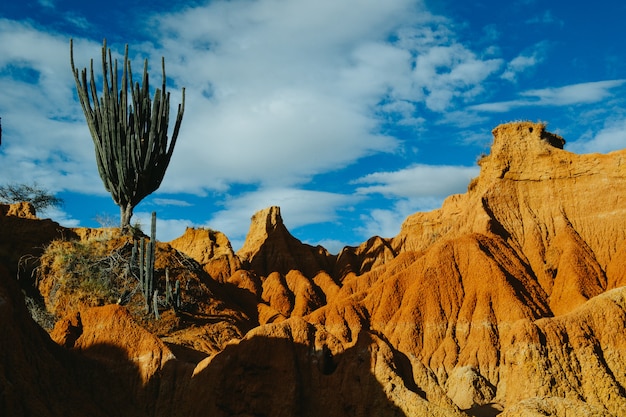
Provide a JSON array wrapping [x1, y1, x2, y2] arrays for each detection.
[[35, 231, 197, 326], [0, 182, 63, 211], [37, 237, 137, 317]]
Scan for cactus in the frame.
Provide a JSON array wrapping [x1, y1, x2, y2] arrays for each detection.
[[174, 279, 181, 309], [70, 39, 185, 231], [138, 237, 145, 301], [165, 270, 182, 311], [153, 289, 160, 320], [130, 239, 138, 267], [144, 212, 157, 313], [134, 211, 158, 314], [165, 268, 172, 305]]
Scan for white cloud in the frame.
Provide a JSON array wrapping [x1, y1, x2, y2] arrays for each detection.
[[567, 119, 626, 154], [352, 164, 478, 239], [162, 88, 397, 192], [502, 52, 541, 82], [469, 100, 524, 113], [63, 13, 92, 31], [357, 197, 443, 239], [358, 208, 405, 239], [0, 1, 513, 203], [409, 43, 502, 112], [353, 164, 478, 199], [41, 206, 81, 228], [136, 1, 432, 194], [152, 198, 193, 207], [522, 80, 626, 105], [309, 238, 346, 255], [471, 80, 626, 112], [0, 21, 104, 193], [138, 0, 506, 193], [132, 211, 195, 242]]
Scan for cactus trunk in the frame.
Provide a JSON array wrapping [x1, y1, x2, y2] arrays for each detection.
[[120, 203, 133, 232]]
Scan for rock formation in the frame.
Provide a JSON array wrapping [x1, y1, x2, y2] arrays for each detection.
[[0, 202, 76, 286], [170, 227, 241, 281], [236, 206, 334, 278], [2, 121, 626, 416]]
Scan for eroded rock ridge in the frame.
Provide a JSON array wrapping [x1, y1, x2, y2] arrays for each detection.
[[2, 122, 626, 417]]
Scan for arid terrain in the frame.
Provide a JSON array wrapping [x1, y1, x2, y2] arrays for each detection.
[[2, 121, 626, 416]]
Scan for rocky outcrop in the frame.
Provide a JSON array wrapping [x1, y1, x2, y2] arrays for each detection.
[[497, 287, 626, 416], [169, 227, 241, 281], [0, 202, 76, 285], [236, 206, 334, 278], [2, 121, 626, 416], [393, 122, 626, 315]]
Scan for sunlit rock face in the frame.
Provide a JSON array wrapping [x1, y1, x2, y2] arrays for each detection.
[[3, 121, 626, 416]]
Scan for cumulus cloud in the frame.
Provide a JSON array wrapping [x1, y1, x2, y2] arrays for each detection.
[[353, 164, 478, 198], [502, 50, 542, 82], [352, 164, 478, 239], [1, 1, 514, 201], [132, 211, 195, 242], [411, 44, 502, 111], [0, 21, 104, 193], [128, 1, 426, 193], [470, 80, 626, 112], [567, 119, 626, 154], [134, 0, 506, 194], [310, 239, 346, 255], [356, 197, 444, 239], [39, 206, 81, 228]]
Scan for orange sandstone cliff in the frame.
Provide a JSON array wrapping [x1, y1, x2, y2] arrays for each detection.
[[1, 121, 626, 417]]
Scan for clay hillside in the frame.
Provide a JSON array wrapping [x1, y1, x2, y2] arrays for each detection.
[[1, 121, 626, 417]]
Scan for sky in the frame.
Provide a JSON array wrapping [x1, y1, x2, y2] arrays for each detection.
[[1, 0, 625, 253]]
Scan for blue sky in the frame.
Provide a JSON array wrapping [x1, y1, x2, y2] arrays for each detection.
[[1, 0, 625, 253]]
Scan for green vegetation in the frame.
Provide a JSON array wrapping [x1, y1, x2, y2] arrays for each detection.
[[70, 39, 185, 231]]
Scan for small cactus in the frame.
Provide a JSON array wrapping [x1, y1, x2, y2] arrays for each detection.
[[174, 279, 181, 309], [136, 212, 157, 315], [153, 289, 160, 320], [165, 268, 172, 306]]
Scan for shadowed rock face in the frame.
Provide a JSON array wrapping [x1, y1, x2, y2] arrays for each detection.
[[0, 264, 142, 417], [2, 121, 626, 416]]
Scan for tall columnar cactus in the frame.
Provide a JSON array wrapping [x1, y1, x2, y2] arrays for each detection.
[[70, 39, 185, 230]]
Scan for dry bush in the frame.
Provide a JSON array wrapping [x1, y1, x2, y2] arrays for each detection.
[[36, 236, 138, 318]]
